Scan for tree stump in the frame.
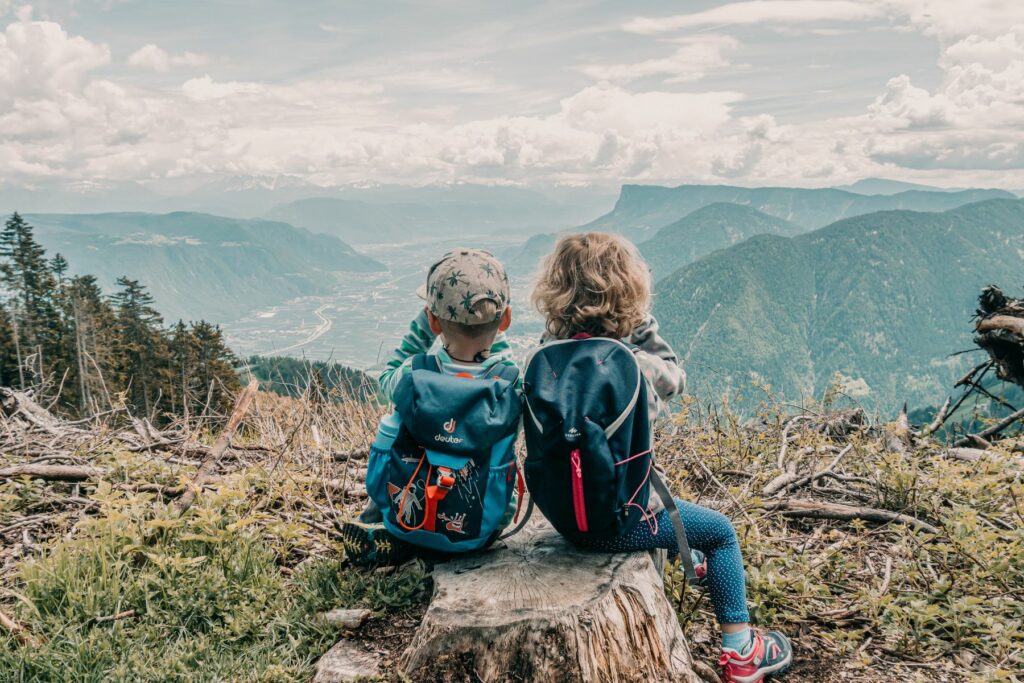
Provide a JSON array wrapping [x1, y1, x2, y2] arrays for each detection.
[[400, 517, 699, 682]]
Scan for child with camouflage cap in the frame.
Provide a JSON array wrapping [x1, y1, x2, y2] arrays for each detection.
[[342, 248, 522, 565]]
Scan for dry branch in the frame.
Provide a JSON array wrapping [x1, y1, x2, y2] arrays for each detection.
[[175, 381, 259, 515], [0, 607, 40, 647], [977, 315, 1024, 337], [953, 406, 1024, 448]]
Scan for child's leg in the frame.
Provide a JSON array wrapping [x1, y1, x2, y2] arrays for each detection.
[[670, 498, 750, 626], [358, 498, 384, 524], [567, 498, 750, 625]]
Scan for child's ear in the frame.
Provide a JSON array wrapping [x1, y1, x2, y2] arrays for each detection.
[[498, 306, 512, 332], [426, 308, 444, 335]]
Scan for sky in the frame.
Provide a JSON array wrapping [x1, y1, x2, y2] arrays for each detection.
[[2, 0, 1024, 192]]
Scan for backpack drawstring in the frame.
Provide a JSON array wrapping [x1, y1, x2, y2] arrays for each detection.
[[622, 456, 659, 535]]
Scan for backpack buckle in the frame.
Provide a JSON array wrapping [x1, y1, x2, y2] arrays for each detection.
[[436, 467, 456, 490]]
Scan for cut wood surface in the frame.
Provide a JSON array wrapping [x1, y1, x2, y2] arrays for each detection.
[[399, 516, 699, 683]]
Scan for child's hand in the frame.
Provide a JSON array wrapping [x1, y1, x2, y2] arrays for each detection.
[[415, 307, 439, 340]]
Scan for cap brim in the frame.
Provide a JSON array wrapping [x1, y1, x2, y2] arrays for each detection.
[[416, 284, 427, 300]]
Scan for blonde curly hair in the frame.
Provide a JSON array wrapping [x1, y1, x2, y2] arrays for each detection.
[[531, 232, 651, 339]]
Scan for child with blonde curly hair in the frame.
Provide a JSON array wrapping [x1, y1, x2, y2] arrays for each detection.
[[529, 232, 792, 683]]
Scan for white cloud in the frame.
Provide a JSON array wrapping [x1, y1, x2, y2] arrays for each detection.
[[880, 0, 1024, 40], [581, 35, 739, 84], [0, 18, 110, 103], [128, 43, 208, 71], [6, 5, 1024, 192], [624, 1, 885, 34], [862, 28, 1024, 169]]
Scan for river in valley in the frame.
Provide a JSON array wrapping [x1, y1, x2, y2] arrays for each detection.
[[224, 235, 544, 373]]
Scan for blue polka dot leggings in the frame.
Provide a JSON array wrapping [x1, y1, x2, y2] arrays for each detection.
[[567, 498, 750, 624]]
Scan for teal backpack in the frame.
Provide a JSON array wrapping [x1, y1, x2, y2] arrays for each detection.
[[365, 355, 524, 553]]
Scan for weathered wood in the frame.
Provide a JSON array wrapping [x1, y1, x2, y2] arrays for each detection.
[[0, 464, 106, 482], [399, 517, 699, 683], [977, 315, 1024, 337], [0, 607, 40, 647]]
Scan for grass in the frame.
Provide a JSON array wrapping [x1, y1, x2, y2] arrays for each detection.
[[1, 467, 428, 682]]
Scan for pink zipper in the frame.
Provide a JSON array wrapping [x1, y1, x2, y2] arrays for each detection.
[[570, 449, 588, 532]]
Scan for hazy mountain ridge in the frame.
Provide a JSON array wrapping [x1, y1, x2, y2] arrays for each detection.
[[653, 198, 1024, 410], [638, 203, 803, 281], [265, 191, 605, 245], [584, 183, 1016, 242], [25, 212, 384, 323]]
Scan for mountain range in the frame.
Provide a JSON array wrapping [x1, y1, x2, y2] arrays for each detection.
[[652, 198, 1024, 411], [25, 212, 383, 323], [264, 185, 608, 245], [1, 178, 614, 236], [504, 183, 1014, 277], [638, 203, 803, 281], [582, 184, 1016, 243]]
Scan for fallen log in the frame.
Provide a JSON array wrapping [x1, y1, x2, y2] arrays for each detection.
[[397, 517, 699, 683], [769, 499, 940, 535], [0, 464, 106, 482]]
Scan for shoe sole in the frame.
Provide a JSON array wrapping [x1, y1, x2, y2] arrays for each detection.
[[341, 521, 411, 567], [729, 652, 793, 683]]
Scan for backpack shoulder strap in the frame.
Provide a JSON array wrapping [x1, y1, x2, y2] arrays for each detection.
[[411, 354, 442, 373], [489, 361, 520, 384], [650, 467, 699, 585]]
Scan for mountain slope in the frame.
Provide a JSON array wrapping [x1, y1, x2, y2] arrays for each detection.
[[653, 199, 1024, 410], [638, 203, 803, 281], [584, 184, 1015, 242], [26, 212, 384, 323]]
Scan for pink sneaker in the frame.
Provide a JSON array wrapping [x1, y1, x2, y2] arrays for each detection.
[[720, 630, 793, 683]]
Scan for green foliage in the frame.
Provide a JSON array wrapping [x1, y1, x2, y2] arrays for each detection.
[[0, 478, 428, 682], [654, 199, 1024, 412], [246, 355, 379, 403]]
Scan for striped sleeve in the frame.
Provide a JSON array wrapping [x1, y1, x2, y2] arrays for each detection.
[[377, 309, 438, 402]]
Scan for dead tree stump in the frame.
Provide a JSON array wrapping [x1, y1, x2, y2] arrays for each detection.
[[400, 517, 699, 682]]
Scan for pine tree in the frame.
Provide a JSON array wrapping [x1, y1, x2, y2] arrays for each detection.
[[66, 275, 120, 414], [168, 321, 239, 421], [51, 253, 69, 282], [110, 277, 171, 419], [0, 213, 60, 389], [0, 302, 21, 387]]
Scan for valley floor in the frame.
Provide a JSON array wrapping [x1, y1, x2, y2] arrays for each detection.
[[1, 389, 1021, 682]]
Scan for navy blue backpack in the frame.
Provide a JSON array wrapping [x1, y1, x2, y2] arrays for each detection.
[[365, 355, 524, 553], [522, 336, 697, 581]]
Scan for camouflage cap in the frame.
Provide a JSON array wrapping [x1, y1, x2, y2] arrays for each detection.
[[416, 248, 510, 325]]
